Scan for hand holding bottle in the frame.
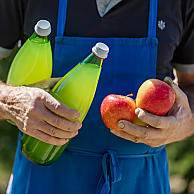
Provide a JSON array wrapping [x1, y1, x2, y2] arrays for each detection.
[[20, 42, 109, 165], [3, 85, 82, 145]]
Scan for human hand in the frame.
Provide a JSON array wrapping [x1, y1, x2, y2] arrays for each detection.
[[27, 77, 61, 92], [111, 77, 194, 147], [4, 86, 82, 145]]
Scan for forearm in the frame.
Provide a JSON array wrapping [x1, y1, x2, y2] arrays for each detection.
[[180, 85, 194, 115], [0, 81, 13, 120], [175, 71, 194, 115]]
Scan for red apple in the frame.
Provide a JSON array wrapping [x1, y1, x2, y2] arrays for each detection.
[[100, 94, 136, 130], [136, 79, 175, 115]]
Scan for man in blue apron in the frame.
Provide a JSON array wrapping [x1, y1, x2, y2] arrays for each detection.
[[0, 0, 194, 193]]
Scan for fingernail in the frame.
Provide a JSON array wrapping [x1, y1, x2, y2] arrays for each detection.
[[135, 108, 141, 115], [164, 77, 171, 85], [164, 76, 172, 83], [118, 121, 125, 129]]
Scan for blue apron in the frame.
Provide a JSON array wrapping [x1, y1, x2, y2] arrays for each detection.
[[7, 0, 171, 193]]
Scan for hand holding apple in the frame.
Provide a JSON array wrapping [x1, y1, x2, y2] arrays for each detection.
[[108, 77, 194, 147], [101, 78, 175, 130], [100, 94, 136, 131]]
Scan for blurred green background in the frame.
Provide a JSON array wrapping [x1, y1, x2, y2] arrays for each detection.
[[0, 121, 194, 194], [1, 50, 194, 194]]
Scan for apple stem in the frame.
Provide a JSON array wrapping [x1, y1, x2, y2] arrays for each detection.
[[127, 94, 133, 97]]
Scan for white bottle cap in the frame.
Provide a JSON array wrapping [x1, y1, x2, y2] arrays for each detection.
[[34, 20, 51, 37], [92, 42, 109, 59]]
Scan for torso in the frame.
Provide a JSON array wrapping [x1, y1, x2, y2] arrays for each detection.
[[21, 0, 186, 79]]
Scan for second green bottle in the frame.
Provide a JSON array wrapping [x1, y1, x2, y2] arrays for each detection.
[[21, 42, 109, 165]]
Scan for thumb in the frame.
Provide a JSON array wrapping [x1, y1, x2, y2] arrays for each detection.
[[48, 77, 62, 91], [164, 76, 188, 106], [28, 77, 61, 92]]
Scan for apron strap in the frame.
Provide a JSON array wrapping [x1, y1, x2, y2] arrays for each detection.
[[57, 0, 68, 37], [96, 151, 122, 194], [148, 0, 158, 38]]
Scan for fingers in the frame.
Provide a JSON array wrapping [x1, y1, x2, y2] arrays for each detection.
[[111, 129, 140, 142], [42, 93, 80, 120], [164, 77, 188, 106], [38, 106, 82, 132], [135, 108, 176, 129], [27, 129, 69, 146], [38, 121, 79, 139], [110, 129, 162, 147], [117, 120, 161, 139]]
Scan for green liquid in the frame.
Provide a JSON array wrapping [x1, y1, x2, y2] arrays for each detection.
[[52, 62, 101, 121], [7, 33, 52, 86], [21, 56, 103, 165]]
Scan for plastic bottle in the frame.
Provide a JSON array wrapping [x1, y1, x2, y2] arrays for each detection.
[[21, 43, 109, 165], [7, 20, 52, 86]]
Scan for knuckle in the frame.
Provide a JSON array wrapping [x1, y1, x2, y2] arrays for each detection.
[[54, 117, 61, 127], [49, 128, 56, 136]]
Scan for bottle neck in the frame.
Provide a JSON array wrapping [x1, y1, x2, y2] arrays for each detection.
[[81, 53, 103, 66], [29, 32, 49, 43]]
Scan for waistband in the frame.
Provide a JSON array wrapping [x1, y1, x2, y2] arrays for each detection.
[[66, 147, 165, 194], [66, 146, 165, 158]]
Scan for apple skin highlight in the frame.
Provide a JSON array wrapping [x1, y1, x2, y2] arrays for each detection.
[[136, 79, 175, 116]]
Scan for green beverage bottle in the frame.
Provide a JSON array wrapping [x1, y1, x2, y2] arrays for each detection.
[[7, 20, 52, 86], [21, 43, 109, 165]]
